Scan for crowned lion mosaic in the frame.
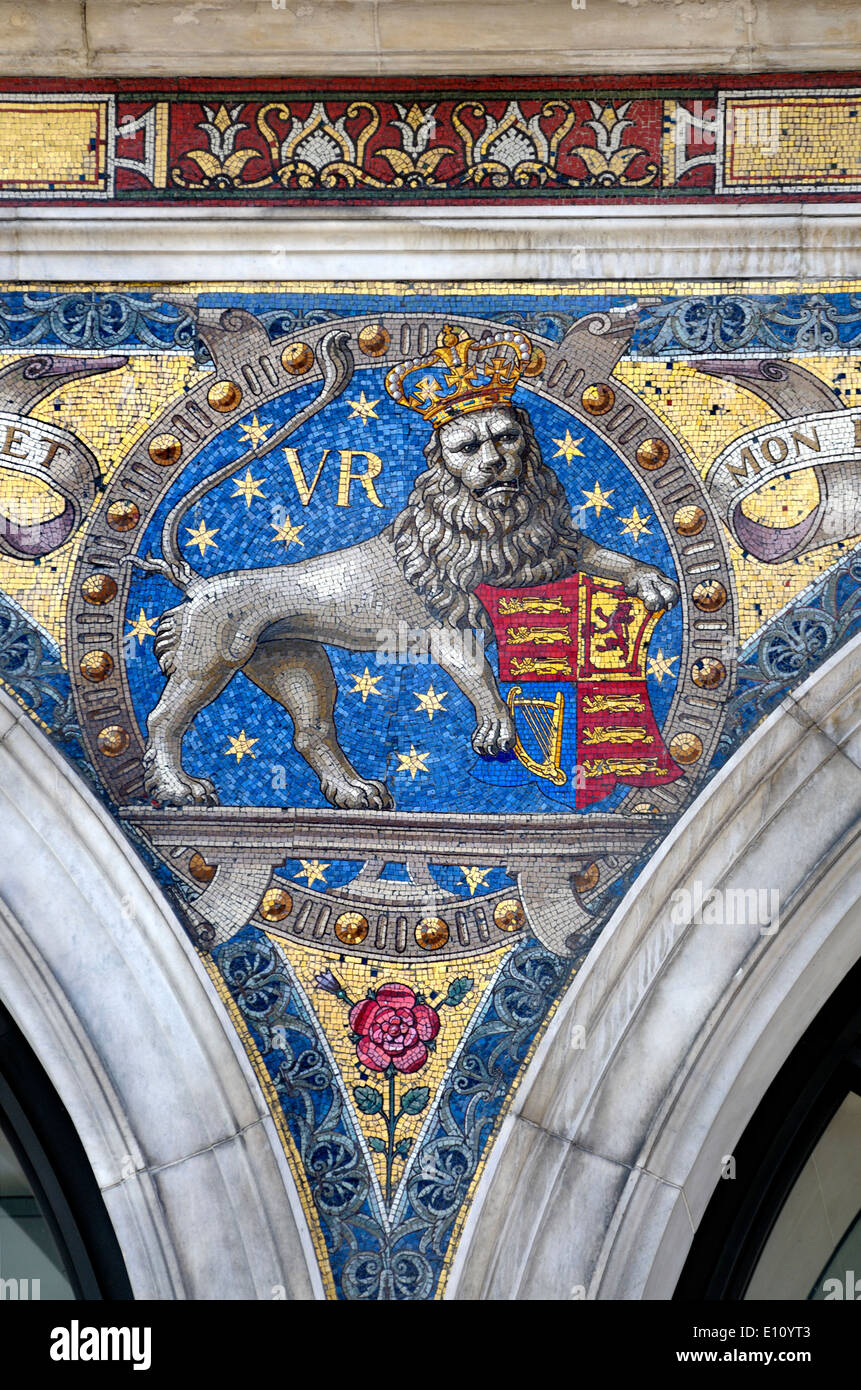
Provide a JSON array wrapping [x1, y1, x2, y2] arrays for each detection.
[[134, 325, 679, 809]]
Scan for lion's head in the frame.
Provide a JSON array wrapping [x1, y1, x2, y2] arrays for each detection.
[[388, 403, 581, 635]]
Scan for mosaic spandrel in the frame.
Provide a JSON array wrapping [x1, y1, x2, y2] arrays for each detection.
[[0, 280, 859, 1299]]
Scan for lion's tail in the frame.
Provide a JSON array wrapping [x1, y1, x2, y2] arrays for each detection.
[[125, 550, 195, 592], [158, 328, 355, 576]]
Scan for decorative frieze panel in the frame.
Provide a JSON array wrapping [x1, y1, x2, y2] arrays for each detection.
[[0, 76, 859, 205]]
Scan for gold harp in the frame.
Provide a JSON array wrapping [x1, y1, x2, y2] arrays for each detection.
[[505, 685, 567, 786]]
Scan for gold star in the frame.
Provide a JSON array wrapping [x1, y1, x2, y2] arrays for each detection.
[[231, 468, 267, 506], [294, 859, 330, 887], [349, 667, 385, 703], [619, 506, 652, 543], [224, 729, 258, 762], [184, 519, 219, 555], [270, 514, 305, 550], [414, 684, 447, 721], [647, 650, 679, 684], [346, 390, 381, 426], [581, 481, 614, 518], [238, 413, 272, 448], [396, 745, 430, 779], [460, 865, 492, 897], [127, 608, 157, 644], [552, 430, 585, 464]]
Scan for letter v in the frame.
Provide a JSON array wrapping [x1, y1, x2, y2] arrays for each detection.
[[282, 447, 329, 505]]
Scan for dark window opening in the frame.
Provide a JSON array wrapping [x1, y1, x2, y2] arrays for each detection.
[[0, 999, 132, 1300], [675, 954, 861, 1300]]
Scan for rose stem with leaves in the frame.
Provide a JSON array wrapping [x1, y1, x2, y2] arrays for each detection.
[[385, 1066, 397, 1207]]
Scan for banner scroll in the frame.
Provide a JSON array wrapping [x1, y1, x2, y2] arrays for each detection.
[[0, 354, 126, 559], [704, 408, 861, 563]]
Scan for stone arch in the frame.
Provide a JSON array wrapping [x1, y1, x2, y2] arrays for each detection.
[[448, 632, 861, 1300], [0, 687, 319, 1300]]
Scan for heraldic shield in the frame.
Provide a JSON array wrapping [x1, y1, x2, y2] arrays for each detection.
[[475, 574, 684, 809]]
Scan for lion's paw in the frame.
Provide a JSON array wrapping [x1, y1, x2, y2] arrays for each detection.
[[323, 776, 394, 811], [472, 710, 517, 758], [144, 755, 220, 807], [626, 566, 680, 612]]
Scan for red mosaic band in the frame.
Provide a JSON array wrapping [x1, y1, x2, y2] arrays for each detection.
[[0, 72, 859, 205]]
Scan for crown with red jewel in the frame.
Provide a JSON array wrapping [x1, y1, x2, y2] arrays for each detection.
[[384, 323, 537, 426]]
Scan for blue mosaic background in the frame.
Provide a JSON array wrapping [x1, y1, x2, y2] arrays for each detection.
[[125, 366, 683, 834]]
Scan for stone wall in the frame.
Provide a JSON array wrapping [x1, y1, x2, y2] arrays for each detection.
[[10, 0, 861, 76]]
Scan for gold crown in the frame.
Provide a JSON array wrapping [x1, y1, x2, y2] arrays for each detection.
[[384, 323, 535, 426]]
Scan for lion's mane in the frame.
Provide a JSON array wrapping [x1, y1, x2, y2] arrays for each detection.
[[387, 406, 581, 636]]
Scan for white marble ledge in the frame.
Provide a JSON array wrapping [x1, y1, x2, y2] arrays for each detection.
[[0, 208, 858, 281]]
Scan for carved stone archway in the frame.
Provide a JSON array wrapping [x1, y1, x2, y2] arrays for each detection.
[[449, 632, 861, 1299], [0, 686, 319, 1300]]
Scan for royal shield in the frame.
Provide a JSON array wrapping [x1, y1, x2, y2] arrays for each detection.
[[476, 573, 683, 808]]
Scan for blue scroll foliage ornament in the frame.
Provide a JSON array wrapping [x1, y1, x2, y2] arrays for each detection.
[[0, 595, 81, 745], [632, 294, 861, 356], [718, 553, 861, 758], [494, 294, 861, 355], [0, 292, 339, 362], [493, 308, 580, 342], [215, 929, 374, 1291], [0, 292, 197, 351], [403, 942, 570, 1261], [2, 290, 861, 358]]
